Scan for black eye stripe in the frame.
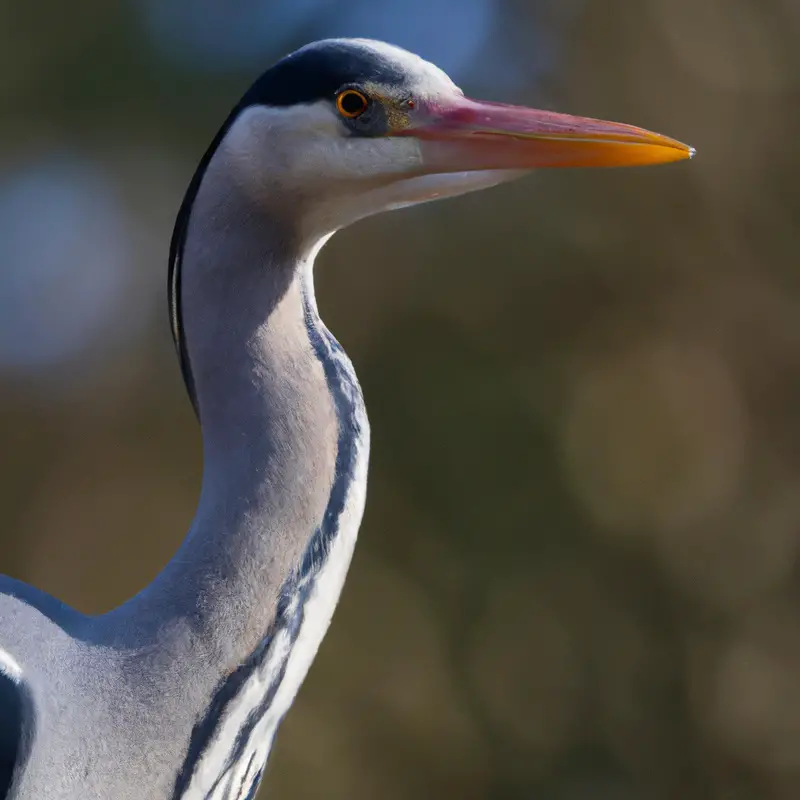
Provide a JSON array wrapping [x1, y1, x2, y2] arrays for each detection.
[[238, 42, 407, 110]]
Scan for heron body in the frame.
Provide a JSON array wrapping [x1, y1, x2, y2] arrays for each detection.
[[0, 39, 692, 799]]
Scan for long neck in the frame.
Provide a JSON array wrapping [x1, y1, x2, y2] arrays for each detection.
[[175, 221, 335, 657], [105, 153, 369, 693]]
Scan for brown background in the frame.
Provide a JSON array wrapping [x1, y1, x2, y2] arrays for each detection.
[[1, 0, 799, 797]]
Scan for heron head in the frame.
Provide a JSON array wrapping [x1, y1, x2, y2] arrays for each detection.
[[209, 38, 694, 239]]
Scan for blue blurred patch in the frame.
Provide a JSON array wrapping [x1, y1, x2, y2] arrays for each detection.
[[139, 0, 496, 78], [0, 157, 131, 372]]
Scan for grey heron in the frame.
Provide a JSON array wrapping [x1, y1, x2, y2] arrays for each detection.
[[0, 38, 692, 799]]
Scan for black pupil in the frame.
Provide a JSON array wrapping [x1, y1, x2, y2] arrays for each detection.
[[341, 92, 366, 115]]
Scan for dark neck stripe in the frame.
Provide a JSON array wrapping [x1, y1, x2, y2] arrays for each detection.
[[296, 279, 365, 578], [239, 751, 263, 800], [168, 109, 239, 419], [170, 285, 364, 799]]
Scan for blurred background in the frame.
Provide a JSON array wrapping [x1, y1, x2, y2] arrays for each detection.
[[1, 0, 799, 797]]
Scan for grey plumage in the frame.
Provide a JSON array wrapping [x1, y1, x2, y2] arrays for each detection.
[[0, 37, 692, 800]]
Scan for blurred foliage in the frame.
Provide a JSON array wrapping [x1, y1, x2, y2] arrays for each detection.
[[1, 0, 799, 797]]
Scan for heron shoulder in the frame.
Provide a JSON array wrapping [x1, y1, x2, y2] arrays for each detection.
[[0, 575, 84, 635]]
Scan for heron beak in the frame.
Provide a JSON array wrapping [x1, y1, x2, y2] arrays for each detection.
[[402, 96, 694, 170]]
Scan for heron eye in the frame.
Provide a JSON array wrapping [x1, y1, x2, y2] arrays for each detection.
[[336, 89, 369, 119]]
